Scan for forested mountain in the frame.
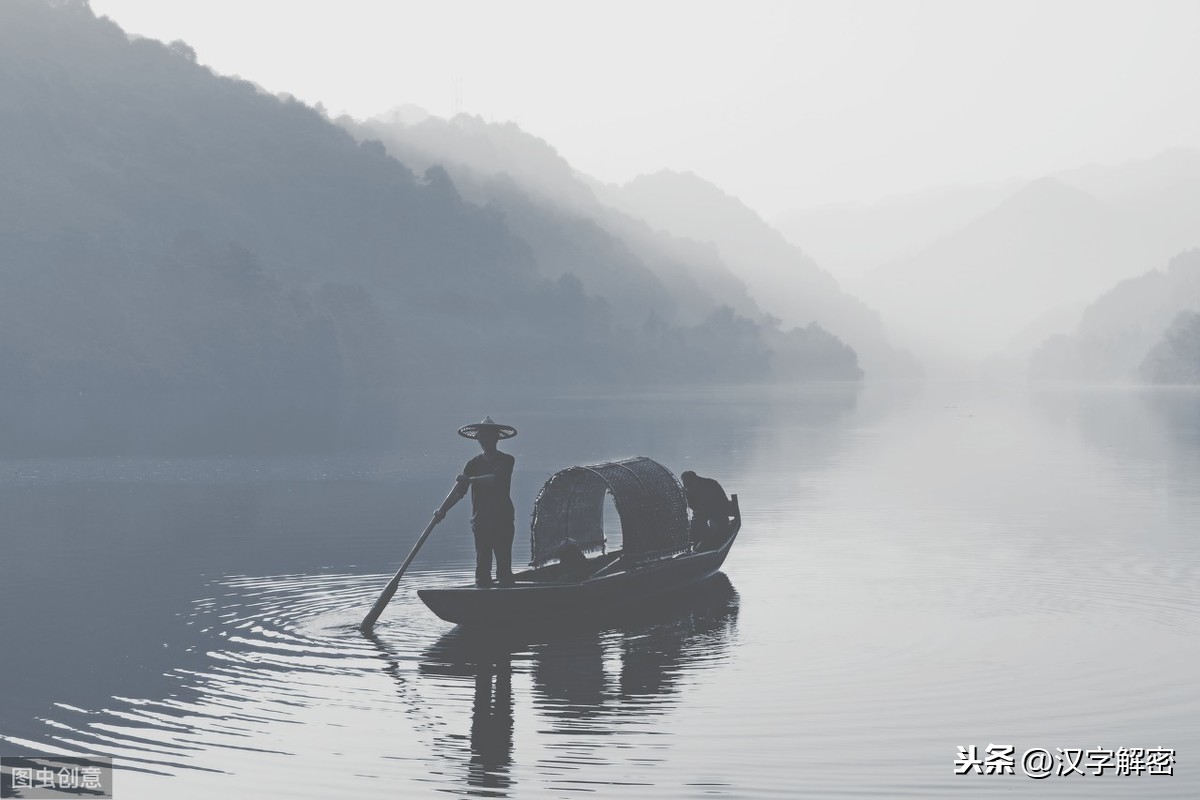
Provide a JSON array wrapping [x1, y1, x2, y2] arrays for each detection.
[[0, 0, 861, 452], [1140, 311, 1200, 384], [349, 112, 774, 325], [1, 0, 546, 388], [347, 111, 865, 376], [1029, 249, 1200, 382]]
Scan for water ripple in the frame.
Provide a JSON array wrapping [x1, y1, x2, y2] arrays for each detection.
[[6, 569, 741, 797]]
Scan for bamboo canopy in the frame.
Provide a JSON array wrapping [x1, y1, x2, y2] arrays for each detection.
[[530, 456, 689, 567]]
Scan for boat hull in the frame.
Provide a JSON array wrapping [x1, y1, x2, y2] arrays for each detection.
[[418, 515, 740, 627]]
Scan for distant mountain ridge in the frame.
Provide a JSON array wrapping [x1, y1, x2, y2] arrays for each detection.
[[1029, 249, 1200, 382], [348, 112, 740, 326], [856, 174, 1187, 357], [774, 181, 1021, 281], [347, 110, 870, 377], [775, 147, 1200, 364], [1053, 147, 1200, 203], [357, 112, 601, 214], [593, 170, 915, 376]]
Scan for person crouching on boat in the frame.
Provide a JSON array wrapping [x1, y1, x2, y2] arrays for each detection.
[[681, 470, 732, 550], [433, 417, 518, 587]]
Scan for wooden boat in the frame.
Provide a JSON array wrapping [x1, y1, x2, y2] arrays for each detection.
[[419, 457, 740, 626]]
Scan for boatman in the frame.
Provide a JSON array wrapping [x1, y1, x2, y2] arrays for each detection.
[[681, 470, 732, 550], [433, 417, 518, 587]]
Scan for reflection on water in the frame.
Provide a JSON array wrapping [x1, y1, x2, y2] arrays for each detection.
[[1033, 386, 1200, 496], [4, 383, 1200, 798], [376, 576, 740, 796], [2, 563, 738, 797]]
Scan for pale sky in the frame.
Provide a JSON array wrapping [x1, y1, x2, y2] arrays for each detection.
[[89, 0, 1200, 219]]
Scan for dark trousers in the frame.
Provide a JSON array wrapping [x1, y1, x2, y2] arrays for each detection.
[[473, 519, 515, 584]]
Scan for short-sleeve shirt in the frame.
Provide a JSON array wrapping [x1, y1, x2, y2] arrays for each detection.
[[463, 451, 516, 526]]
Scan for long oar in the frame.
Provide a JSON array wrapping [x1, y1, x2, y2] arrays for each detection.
[[360, 486, 457, 633]]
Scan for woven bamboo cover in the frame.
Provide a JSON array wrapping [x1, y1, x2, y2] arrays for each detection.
[[530, 456, 688, 567]]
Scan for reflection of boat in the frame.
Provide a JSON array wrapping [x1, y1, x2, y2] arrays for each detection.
[[418, 457, 741, 626], [408, 575, 740, 794], [423, 577, 740, 717]]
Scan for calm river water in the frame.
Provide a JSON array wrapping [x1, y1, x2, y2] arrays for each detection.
[[2, 383, 1199, 798]]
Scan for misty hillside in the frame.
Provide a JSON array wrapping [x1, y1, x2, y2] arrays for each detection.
[[0, 1, 864, 451], [775, 148, 1200, 285], [348, 112, 763, 325], [1029, 249, 1200, 382], [349, 113, 719, 327], [775, 148, 1200, 365], [347, 111, 864, 377], [1140, 311, 1200, 384], [361, 110, 598, 214], [592, 171, 915, 377], [0, 0, 542, 387], [1056, 148, 1200, 286]]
